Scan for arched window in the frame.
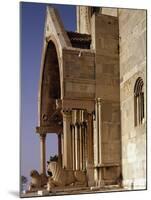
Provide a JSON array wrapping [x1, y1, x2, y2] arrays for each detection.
[[134, 77, 144, 126]]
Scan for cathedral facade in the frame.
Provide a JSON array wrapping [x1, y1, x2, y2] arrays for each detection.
[[36, 6, 146, 191]]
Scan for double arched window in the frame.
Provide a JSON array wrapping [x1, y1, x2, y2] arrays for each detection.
[[134, 77, 144, 126]]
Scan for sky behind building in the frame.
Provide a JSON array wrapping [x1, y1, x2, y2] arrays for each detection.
[[20, 2, 76, 183]]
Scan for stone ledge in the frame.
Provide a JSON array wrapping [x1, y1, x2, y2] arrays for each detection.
[[94, 163, 120, 168], [36, 126, 62, 134]]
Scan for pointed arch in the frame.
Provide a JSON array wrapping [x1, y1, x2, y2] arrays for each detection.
[[39, 39, 62, 127]]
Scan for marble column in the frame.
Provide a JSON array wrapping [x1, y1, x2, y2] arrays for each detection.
[[63, 110, 72, 169], [40, 134, 46, 175]]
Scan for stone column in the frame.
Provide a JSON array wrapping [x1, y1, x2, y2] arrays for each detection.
[[98, 98, 102, 164], [79, 123, 83, 170], [40, 134, 46, 175], [97, 98, 104, 186], [71, 124, 76, 170], [75, 121, 80, 170], [87, 112, 95, 186], [94, 99, 99, 185], [63, 110, 72, 169], [77, 124, 80, 170], [87, 113, 94, 164], [95, 100, 99, 165], [80, 110, 83, 170], [58, 133, 62, 165], [61, 134, 64, 168], [81, 122, 85, 170], [83, 121, 87, 170]]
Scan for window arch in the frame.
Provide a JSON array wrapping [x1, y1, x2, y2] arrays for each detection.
[[134, 77, 144, 126]]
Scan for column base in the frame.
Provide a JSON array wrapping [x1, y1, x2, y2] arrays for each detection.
[[87, 164, 95, 187], [97, 180, 105, 187]]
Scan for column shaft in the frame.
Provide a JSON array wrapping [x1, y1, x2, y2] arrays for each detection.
[[40, 134, 46, 175], [61, 134, 64, 168], [98, 98, 104, 184], [87, 113, 95, 186], [79, 124, 83, 170], [63, 110, 72, 169], [98, 99, 102, 164], [82, 124, 85, 170], [72, 125, 76, 170], [58, 133, 62, 165], [75, 122, 80, 170], [84, 122, 87, 170], [87, 113, 94, 164], [95, 100, 99, 165]]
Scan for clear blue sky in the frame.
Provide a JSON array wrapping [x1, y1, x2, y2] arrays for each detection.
[[20, 2, 76, 183]]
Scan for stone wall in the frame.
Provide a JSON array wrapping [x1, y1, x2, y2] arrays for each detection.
[[119, 8, 146, 189], [38, 6, 147, 190], [63, 48, 95, 99], [91, 13, 121, 185]]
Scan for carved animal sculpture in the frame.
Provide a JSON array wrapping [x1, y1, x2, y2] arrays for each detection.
[[47, 161, 87, 191], [29, 170, 48, 191]]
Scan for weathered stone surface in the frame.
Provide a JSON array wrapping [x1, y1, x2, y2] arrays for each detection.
[[102, 8, 118, 17], [32, 6, 146, 195], [119, 8, 146, 189]]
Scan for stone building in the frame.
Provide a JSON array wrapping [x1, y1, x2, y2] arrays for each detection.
[[36, 6, 146, 190]]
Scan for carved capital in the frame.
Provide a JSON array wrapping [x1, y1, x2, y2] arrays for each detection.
[[62, 109, 72, 116], [75, 122, 80, 129], [40, 134, 46, 140], [82, 121, 87, 128], [79, 122, 83, 127], [70, 123, 75, 128], [97, 98, 102, 104]]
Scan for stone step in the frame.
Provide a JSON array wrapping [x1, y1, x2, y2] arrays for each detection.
[[50, 186, 89, 193]]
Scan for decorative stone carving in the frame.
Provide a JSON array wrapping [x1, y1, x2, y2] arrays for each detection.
[[29, 170, 48, 191], [47, 161, 87, 191]]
